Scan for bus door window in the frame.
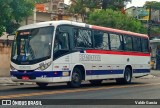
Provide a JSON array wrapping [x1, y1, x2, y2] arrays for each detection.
[[54, 32, 69, 52]]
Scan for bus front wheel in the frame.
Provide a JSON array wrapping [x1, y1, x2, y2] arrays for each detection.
[[36, 82, 48, 87], [116, 67, 132, 84], [67, 68, 82, 88]]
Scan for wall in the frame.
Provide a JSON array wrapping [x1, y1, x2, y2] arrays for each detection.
[[0, 43, 11, 77]]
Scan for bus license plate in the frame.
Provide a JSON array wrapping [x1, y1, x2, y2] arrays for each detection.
[[22, 76, 29, 80]]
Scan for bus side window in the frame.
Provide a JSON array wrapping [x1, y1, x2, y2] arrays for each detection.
[[74, 28, 92, 48], [94, 30, 109, 50], [110, 33, 121, 50], [133, 37, 141, 52], [142, 38, 149, 53], [123, 35, 133, 51]]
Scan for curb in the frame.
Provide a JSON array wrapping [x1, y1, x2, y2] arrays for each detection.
[[140, 74, 156, 79], [0, 74, 157, 86], [0, 77, 35, 86]]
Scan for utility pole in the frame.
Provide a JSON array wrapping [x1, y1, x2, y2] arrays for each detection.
[[148, 6, 151, 39], [33, 8, 37, 23]]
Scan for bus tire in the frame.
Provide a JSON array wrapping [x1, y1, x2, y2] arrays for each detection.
[[90, 80, 102, 85], [67, 68, 82, 88], [36, 82, 48, 87], [116, 67, 132, 84]]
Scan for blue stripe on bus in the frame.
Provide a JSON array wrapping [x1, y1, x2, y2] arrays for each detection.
[[10, 69, 150, 78], [10, 71, 71, 78], [86, 69, 150, 75], [133, 69, 150, 73], [86, 70, 124, 75]]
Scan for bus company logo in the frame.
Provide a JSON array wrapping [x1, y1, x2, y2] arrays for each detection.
[[79, 54, 101, 61], [2, 100, 11, 105], [1, 100, 42, 106]]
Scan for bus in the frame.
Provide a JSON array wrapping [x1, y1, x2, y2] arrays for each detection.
[[150, 38, 160, 70], [10, 20, 150, 87]]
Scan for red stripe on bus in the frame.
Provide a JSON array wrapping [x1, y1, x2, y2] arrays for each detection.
[[86, 50, 150, 56], [91, 25, 148, 38]]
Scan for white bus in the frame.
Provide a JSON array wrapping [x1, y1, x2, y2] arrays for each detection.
[[10, 20, 150, 87]]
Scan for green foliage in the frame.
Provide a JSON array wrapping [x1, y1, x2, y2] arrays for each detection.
[[101, 0, 131, 10], [144, 1, 160, 9], [68, 0, 131, 22], [0, 0, 44, 36], [88, 9, 147, 34], [150, 26, 160, 35]]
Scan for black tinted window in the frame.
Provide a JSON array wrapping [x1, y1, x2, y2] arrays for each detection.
[[74, 28, 92, 48], [124, 36, 133, 51], [142, 38, 149, 52], [94, 31, 109, 50], [133, 37, 141, 52], [110, 33, 122, 50]]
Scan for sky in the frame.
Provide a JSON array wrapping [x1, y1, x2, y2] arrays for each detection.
[[64, 0, 160, 8], [126, 0, 160, 8]]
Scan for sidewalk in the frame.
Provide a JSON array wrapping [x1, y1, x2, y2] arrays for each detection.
[[0, 70, 160, 86]]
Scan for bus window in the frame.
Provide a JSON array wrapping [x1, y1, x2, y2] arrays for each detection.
[[123, 35, 133, 51], [110, 33, 122, 50], [74, 28, 92, 48], [133, 37, 141, 52], [142, 38, 149, 52], [94, 31, 109, 50]]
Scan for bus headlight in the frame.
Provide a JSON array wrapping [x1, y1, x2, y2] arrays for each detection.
[[37, 62, 52, 71], [10, 64, 16, 70]]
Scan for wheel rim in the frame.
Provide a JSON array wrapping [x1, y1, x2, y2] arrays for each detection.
[[72, 72, 80, 83], [125, 70, 131, 82]]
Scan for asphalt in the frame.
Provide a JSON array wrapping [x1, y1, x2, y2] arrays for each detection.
[[0, 70, 159, 86]]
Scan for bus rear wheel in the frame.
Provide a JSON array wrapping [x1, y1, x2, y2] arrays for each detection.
[[36, 82, 48, 87], [67, 68, 82, 88], [116, 67, 132, 84]]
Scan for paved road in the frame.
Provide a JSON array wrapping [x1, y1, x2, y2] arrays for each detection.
[[0, 70, 160, 108]]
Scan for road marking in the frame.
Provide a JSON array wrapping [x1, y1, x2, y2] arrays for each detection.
[[0, 83, 160, 99]]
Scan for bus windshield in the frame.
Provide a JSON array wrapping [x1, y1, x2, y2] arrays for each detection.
[[11, 26, 54, 64]]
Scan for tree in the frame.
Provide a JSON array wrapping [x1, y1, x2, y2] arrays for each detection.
[[144, 1, 160, 9], [69, 0, 100, 22], [0, 0, 46, 36], [144, 1, 160, 37], [88, 9, 147, 34], [101, 0, 131, 10], [68, 0, 131, 22]]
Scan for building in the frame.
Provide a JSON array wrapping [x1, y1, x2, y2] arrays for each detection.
[[21, 0, 82, 26], [126, 6, 160, 23], [125, 6, 149, 22]]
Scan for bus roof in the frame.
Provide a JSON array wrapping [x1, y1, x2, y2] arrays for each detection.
[[18, 20, 148, 38], [18, 20, 86, 30], [91, 25, 148, 38]]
